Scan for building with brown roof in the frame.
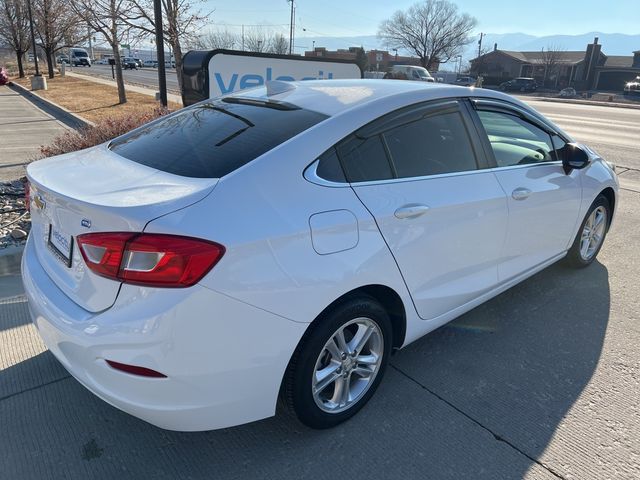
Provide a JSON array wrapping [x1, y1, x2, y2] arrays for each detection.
[[304, 47, 437, 73], [470, 37, 640, 91]]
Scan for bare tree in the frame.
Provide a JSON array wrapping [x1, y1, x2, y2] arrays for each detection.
[[540, 44, 565, 88], [243, 26, 267, 52], [121, 0, 210, 90], [32, 0, 85, 78], [267, 33, 288, 55], [378, 0, 477, 70], [70, 0, 130, 103], [0, 0, 30, 77], [194, 27, 238, 50]]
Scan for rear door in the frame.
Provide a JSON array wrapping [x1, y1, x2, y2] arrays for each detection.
[[469, 99, 582, 281], [345, 100, 508, 321]]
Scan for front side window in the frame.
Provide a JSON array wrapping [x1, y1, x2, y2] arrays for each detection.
[[477, 110, 554, 167], [383, 110, 478, 178]]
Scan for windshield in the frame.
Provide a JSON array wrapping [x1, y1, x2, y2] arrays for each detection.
[[110, 98, 328, 178], [73, 51, 88, 57]]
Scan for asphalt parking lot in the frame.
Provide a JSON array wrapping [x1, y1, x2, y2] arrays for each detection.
[[1, 96, 639, 479]]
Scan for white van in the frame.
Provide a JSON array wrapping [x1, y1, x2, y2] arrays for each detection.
[[70, 48, 91, 67], [387, 65, 435, 82]]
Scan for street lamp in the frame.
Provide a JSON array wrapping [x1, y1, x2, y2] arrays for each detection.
[[393, 48, 398, 61]]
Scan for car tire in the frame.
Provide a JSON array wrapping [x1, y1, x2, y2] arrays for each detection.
[[564, 194, 611, 268], [284, 295, 392, 429]]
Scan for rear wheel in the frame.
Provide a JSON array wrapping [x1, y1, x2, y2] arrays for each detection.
[[284, 296, 392, 429], [564, 194, 610, 268]]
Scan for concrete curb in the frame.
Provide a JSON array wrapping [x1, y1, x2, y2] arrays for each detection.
[[0, 244, 24, 276], [8, 82, 94, 130]]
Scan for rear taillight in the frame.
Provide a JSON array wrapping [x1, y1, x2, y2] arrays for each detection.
[[76, 233, 225, 288]]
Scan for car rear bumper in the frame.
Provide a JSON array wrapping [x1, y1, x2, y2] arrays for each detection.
[[21, 235, 307, 431]]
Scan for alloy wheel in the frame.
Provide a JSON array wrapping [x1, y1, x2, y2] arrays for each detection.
[[311, 317, 384, 414], [580, 206, 607, 260]]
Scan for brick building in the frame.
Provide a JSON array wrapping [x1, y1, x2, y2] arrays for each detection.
[[470, 37, 640, 91], [304, 47, 437, 72]]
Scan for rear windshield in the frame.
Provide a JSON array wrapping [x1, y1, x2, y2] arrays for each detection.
[[109, 99, 327, 178]]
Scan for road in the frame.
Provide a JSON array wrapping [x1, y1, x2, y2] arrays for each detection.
[[518, 97, 640, 171], [73, 64, 181, 93]]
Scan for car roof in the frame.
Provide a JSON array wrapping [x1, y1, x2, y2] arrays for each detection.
[[229, 79, 517, 117]]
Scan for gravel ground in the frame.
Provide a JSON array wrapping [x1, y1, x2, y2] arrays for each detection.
[[0, 179, 29, 250]]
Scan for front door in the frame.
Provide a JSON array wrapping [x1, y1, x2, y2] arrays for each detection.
[[472, 105, 582, 281], [341, 100, 509, 320]]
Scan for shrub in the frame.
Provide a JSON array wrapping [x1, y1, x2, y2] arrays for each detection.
[[38, 107, 169, 158]]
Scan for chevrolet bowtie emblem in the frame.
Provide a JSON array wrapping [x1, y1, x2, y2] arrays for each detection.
[[33, 194, 46, 211]]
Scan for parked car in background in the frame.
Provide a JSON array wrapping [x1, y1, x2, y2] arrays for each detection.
[[70, 48, 91, 67], [22, 80, 618, 432], [122, 57, 139, 70], [95, 59, 108, 65], [623, 77, 640, 97], [559, 87, 577, 98], [499, 77, 537, 92], [56, 55, 69, 64], [0, 66, 8, 86], [143, 59, 158, 68], [386, 65, 435, 82], [455, 76, 476, 86]]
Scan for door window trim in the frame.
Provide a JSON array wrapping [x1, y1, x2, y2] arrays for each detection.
[[467, 99, 567, 170]]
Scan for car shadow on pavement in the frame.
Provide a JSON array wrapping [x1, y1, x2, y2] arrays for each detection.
[[1, 261, 610, 480]]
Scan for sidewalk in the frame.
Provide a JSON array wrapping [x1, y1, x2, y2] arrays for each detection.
[[0, 85, 69, 182], [66, 71, 183, 105]]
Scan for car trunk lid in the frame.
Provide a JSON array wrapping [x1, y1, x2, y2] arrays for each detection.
[[27, 145, 218, 313]]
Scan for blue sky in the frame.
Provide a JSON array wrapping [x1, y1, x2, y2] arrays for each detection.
[[202, 0, 639, 38]]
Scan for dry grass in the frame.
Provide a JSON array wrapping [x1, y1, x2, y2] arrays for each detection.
[[12, 75, 181, 124]]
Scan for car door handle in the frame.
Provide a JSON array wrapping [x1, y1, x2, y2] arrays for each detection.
[[394, 204, 430, 219], [512, 188, 532, 201]]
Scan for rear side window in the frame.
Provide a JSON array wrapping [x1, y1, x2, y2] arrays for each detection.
[[316, 147, 346, 182], [383, 111, 478, 178], [337, 135, 393, 182], [110, 99, 328, 178]]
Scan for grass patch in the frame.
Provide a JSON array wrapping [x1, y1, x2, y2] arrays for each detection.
[[12, 75, 181, 124]]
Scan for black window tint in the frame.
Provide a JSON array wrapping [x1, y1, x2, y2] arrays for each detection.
[[551, 134, 569, 162], [109, 100, 328, 178], [477, 110, 554, 167], [338, 135, 393, 182], [316, 147, 346, 182], [383, 111, 477, 178]]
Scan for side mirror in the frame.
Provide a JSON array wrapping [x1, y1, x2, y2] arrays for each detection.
[[562, 143, 590, 174]]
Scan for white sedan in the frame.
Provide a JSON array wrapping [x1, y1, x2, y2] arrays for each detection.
[[22, 80, 618, 431]]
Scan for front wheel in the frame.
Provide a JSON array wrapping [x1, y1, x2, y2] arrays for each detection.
[[564, 194, 611, 268], [284, 296, 392, 429]]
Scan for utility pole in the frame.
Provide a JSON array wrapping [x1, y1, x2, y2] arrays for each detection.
[[478, 32, 484, 58], [288, 0, 294, 55], [241, 25, 244, 51], [153, 0, 168, 107]]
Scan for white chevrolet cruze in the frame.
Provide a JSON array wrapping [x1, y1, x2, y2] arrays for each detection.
[[22, 80, 618, 431]]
